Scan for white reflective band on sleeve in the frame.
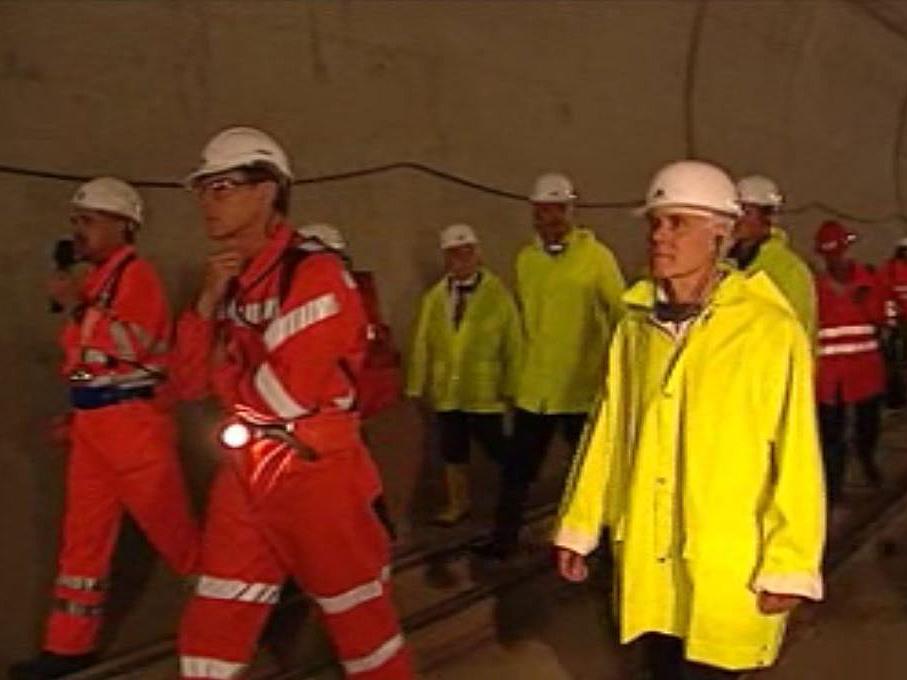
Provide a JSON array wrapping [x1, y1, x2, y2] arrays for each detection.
[[109, 321, 137, 361], [56, 574, 108, 591], [126, 322, 169, 354], [254, 362, 310, 419], [195, 575, 281, 604], [817, 324, 876, 340], [818, 340, 879, 356], [333, 391, 356, 411], [82, 349, 109, 364], [180, 656, 246, 679], [264, 293, 339, 351], [313, 571, 387, 615], [342, 634, 404, 675]]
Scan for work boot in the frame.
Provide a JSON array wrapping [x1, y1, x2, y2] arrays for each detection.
[[431, 464, 471, 527], [8, 651, 97, 679]]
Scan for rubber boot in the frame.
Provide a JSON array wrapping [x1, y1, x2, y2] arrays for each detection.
[[431, 464, 471, 527]]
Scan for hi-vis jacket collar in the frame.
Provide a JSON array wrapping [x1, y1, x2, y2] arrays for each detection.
[[84, 245, 137, 300], [533, 224, 578, 253], [237, 223, 294, 288], [623, 267, 795, 318]]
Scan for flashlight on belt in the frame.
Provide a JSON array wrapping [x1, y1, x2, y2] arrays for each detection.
[[219, 418, 317, 461]]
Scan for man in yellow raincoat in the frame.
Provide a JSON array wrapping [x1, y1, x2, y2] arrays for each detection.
[[730, 174, 816, 340], [554, 161, 826, 678], [406, 224, 522, 526], [475, 172, 626, 559]]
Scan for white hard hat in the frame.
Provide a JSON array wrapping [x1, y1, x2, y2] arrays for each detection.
[[737, 174, 783, 208], [298, 223, 346, 251], [440, 223, 479, 250], [639, 160, 741, 218], [71, 177, 144, 225], [187, 126, 294, 184], [530, 173, 576, 204]]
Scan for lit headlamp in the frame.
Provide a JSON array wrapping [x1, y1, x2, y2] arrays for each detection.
[[220, 421, 253, 449], [218, 418, 316, 460]]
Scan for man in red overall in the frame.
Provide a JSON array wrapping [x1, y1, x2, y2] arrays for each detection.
[[881, 237, 907, 407], [882, 237, 907, 319], [10, 177, 199, 680], [814, 220, 887, 505], [174, 127, 412, 679]]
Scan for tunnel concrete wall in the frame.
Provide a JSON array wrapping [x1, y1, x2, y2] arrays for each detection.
[[2, 0, 907, 661]]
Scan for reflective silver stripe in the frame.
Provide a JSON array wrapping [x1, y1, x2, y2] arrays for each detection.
[[342, 634, 404, 675], [314, 574, 386, 615], [195, 575, 281, 604], [818, 340, 879, 356], [233, 297, 280, 325], [333, 391, 356, 411], [180, 656, 246, 679], [82, 348, 109, 364], [53, 598, 103, 617], [254, 362, 309, 419], [263, 293, 339, 351], [109, 320, 137, 360], [126, 322, 168, 354], [56, 574, 109, 591], [817, 324, 875, 340]]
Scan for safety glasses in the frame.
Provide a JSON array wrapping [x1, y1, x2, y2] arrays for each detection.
[[190, 173, 257, 198]]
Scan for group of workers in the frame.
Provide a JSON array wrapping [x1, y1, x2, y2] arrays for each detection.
[[13, 127, 413, 680], [10, 124, 907, 680]]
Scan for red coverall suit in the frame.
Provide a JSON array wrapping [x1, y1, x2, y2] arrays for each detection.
[[47, 245, 199, 654], [882, 257, 907, 319], [816, 262, 886, 502], [174, 225, 412, 679]]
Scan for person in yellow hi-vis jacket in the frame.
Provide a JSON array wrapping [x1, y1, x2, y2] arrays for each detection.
[[475, 172, 625, 559], [407, 224, 522, 527], [731, 174, 816, 340], [554, 161, 826, 679]]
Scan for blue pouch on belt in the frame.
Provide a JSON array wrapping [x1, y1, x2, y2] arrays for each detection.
[[70, 384, 155, 410]]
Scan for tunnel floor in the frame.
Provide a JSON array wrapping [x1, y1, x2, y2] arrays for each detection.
[[425, 408, 907, 680]]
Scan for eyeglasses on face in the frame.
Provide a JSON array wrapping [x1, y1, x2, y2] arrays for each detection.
[[190, 173, 257, 198]]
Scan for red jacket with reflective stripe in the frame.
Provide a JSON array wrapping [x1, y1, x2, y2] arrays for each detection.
[[173, 225, 367, 421], [59, 245, 171, 387], [815, 263, 885, 403], [882, 258, 907, 319]]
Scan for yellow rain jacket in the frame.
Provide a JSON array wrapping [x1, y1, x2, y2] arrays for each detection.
[[515, 227, 625, 414], [554, 270, 825, 671], [406, 268, 522, 412], [742, 227, 817, 340]]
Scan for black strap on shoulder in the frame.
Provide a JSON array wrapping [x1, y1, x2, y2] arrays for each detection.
[[95, 254, 137, 309], [278, 236, 350, 304]]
